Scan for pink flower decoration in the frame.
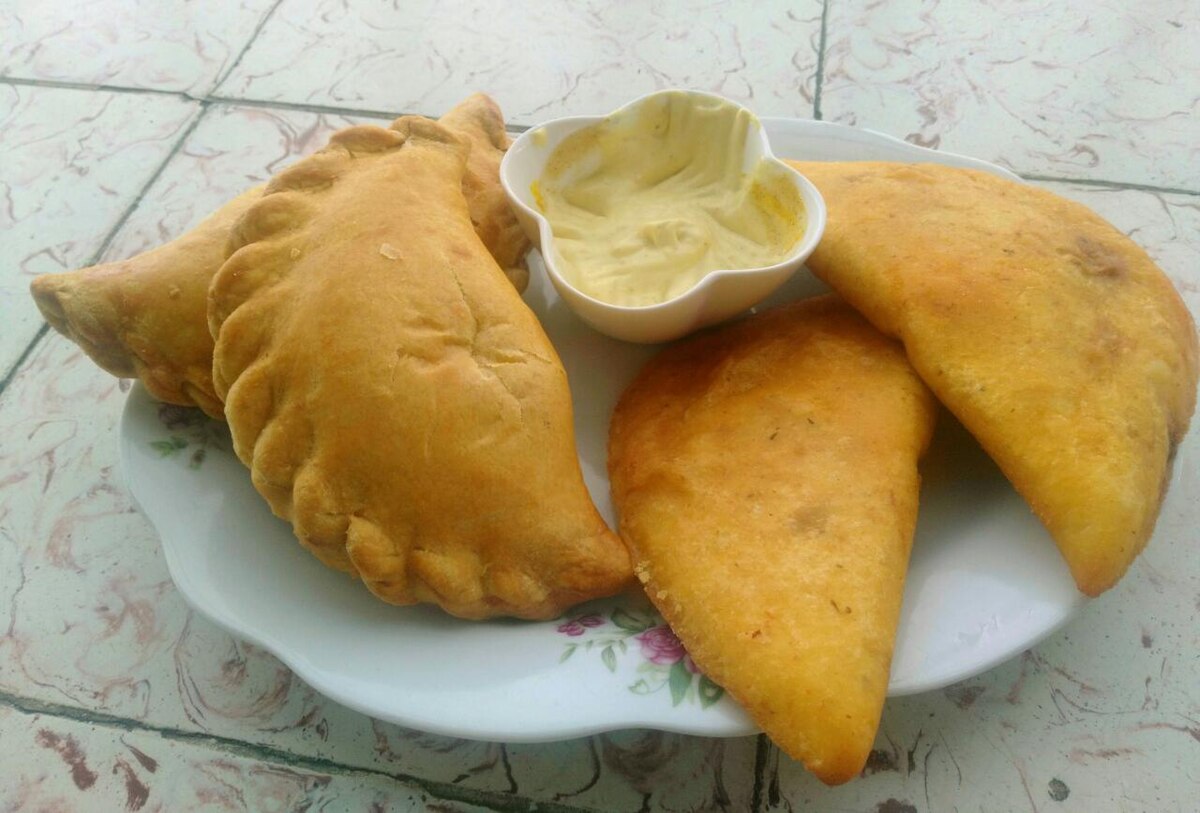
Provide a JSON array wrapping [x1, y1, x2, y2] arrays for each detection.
[[636, 624, 687, 665], [556, 613, 604, 637]]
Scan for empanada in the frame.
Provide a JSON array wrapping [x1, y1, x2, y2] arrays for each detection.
[[439, 93, 531, 292], [30, 187, 263, 418], [29, 94, 531, 417], [608, 295, 937, 784], [790, 161, 1198, 595], [210, 116, 631, 620]]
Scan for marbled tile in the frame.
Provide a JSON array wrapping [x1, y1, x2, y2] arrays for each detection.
[[0, 100, 759, 812], [216, 0, 824, 122], [760, 182, 1200, 809], [0, 0, 280, 95], [0, 332, 760, 811], [96, 103, 386, 264], [0, 705, 493, 812], [0, 83, 198, 378], [821, 0, 1200, 190]]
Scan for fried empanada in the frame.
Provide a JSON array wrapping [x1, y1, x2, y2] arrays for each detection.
[[790, 161, 1199, 595], [29, 94, 531, 416], [439, 93, 531, 292], [209, 116, 630, 620], [30, 187, 263, 418], [608, 295, 937, 784]]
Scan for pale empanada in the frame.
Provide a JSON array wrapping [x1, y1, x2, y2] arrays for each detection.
[[30, 187, 263, 418], [790, 161, 1198, 595], [608, 295, 937, 784], [439, 93, 531, 292], [209, 116, 630, 620], [29, 94, 531, 417]]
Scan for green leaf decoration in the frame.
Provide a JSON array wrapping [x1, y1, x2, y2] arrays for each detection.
[[150, 440, 181, 457], [189, 448, 207, 469], [698, 676, 725, 708], [611, 607, 655, 632], [629, 679, 654, 695], [601, 645, 617, 673], [170, 435, 188, 449], [617, 639, 627, 654], [668, 660, 691, 706], [559, 645, 577, 663]]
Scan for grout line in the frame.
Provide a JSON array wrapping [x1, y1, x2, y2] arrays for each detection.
[[0, 76, 1196, 200], [0, 75, 191, 100], [749, 734, 770, 812], [1019, 173, 1200, 197], [206, 94, 402, 121], [812, 0, 831, 121], [0, 75, 540, 130], [209, 0, 288, 95], [0, 324, 50, 401], [0, 101, 211, 401], [0, 690, 593, 813], [206, 95, 531, 131], [82, 103, 214, 267]]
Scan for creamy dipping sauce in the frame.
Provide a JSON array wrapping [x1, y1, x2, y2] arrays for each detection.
[[532, 92, 805, 307]]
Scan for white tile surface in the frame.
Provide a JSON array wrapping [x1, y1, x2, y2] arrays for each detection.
[[0, 704, 492, 812], [821, 0, 1200, 189], [0, 84, 198, 377], [0, 0, 280, 95], [216, 0, 825, 122], [761, 181, 1200, 811], [0, 102, 759, 813], [2, 1, 1199, 809]]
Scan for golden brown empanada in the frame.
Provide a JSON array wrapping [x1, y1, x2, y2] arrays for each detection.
[[29, 94, 531, 417], [209, 116, 631, 620], [30, 187, 263, 418], [608, 295, 937, 785], [440, 93, 531, 292], [790, 161, 1199, 595]]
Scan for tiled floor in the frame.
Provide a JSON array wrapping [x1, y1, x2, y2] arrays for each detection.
[[1, 1, 1197, 810]]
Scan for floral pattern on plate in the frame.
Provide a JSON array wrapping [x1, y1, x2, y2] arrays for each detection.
[[558, 606, 726, 708], [152, 404, 229, 469]]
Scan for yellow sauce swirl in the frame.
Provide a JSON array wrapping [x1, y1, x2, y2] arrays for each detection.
[[534, 93, 804, 307]]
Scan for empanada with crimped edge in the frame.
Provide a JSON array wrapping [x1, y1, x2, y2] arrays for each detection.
[[789, 161, 1199, 595], [29, 93, 531, 418], [30, 187, 263, 418], [210, 115, 631, 620], [439, 93, 532, 292], [608, 295, 937, 785]]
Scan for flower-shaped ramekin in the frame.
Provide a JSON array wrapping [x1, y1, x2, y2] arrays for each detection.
[[501, 89, 827, 344]]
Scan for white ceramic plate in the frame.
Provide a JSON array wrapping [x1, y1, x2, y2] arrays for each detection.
[[120, 118, 1087, 743]]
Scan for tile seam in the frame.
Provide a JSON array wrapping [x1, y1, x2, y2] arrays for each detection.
[[0, 690, 594, 813], [205, 94, 529, 131], [0, 99, 209, 400], [206, 94, 402, 121], [208, 0, 288, 96], [1019, 173, 1200, 197], [749, 733, 770, 812], [6, 79, 1192, 195], [0, 75, 191, 100], [812, 0, 831, 121], [0, 323, 50, 400], [80, 102, 214, 270]]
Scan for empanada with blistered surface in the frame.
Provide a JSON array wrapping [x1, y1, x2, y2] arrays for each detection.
[[29, 94, 531, 416], [790, 161, 1198, 595], [609, 295, 937, 784], [210, 116, 630, 620]]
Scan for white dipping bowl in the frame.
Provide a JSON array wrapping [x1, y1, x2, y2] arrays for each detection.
[[501, 89, 828, 344]]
